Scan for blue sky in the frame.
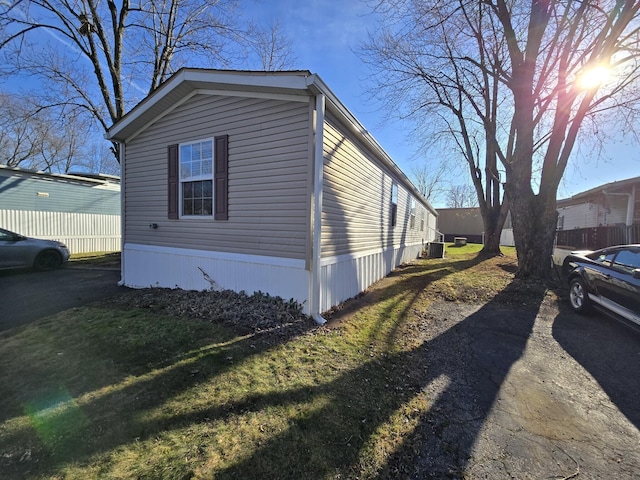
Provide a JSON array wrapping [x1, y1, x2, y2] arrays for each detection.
[[3, 0, 638, 206], [251, 0, 640, 206]]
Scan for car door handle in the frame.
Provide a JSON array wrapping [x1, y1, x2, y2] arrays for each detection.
[[603, 274, 612, 279]]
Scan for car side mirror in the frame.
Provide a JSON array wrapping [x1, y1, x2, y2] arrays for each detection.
[[633, 269, 640, 280]]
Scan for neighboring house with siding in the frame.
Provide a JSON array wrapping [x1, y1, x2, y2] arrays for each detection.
[[556, 176, 639, 231], [554, 176, 640, 261], [107, 69, 438, 322], [0, 165, 121, 254]]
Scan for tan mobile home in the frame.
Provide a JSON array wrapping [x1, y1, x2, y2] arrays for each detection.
[[107, 69, 438, 323]]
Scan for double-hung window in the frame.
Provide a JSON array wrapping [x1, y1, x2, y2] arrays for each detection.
[[180, 139, 213, 217]]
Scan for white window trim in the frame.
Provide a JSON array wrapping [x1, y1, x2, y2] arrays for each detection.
[[179, 137, 214, 219]]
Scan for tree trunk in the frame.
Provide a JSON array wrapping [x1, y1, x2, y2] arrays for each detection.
[[481, 227, 503, 255], [479, 201, 510, 256], [508, 188, 558, 279]]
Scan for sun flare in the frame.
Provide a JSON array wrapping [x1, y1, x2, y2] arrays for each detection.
[[578, 65, 610, 89]]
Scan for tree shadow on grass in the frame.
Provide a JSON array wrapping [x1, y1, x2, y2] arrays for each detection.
[[328, 255, 490, 347], [210, 275, 546, 478], [0, 315, 314, 479]]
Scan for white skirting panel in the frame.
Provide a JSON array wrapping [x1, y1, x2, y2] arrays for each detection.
[[319, 242, 423, 313], [123, 244, 312, 313]]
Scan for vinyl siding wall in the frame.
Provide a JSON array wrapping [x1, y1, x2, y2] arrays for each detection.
[[318, 113, 436, 311], [0, 209, 120, 253], [0, 171, 120, 214], [558, 196, 629, 230], [321, 114, 433, 258], [602, 196, 631, 225], [436, 208, 485, 238], [124, 94, 312, 260]]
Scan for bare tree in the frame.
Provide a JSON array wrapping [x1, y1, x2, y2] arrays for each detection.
[[77, 142, 122, 176], [0, 91, 120, 173], [0, 0, 296, 160], [0, 93, 42, 167], [363, 0, 640, 278], [410, 161, 448, 203], [447, 184, 478, 209], [248, 20, 297, 71], [362, 0, 510, 256]]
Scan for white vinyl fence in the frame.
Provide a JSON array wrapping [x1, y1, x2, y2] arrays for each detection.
[[0, 209, 120, 254]]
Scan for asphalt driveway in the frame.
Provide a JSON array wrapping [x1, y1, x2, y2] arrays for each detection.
[[0, 266, 122, 331]]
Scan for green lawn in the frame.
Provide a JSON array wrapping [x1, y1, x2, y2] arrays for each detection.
[[0, 250, 521, 479]]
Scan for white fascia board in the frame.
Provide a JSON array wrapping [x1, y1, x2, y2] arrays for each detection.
[[107, 69, 189, 141], [183, 69, 312, 91]]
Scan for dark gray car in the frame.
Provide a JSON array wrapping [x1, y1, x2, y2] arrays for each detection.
[[562, 244, 640, 327], [0, 227, 70, 270]]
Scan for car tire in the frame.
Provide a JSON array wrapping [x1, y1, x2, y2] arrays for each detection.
[[569, 277, 591, 313], [34, 250, 62, 271]]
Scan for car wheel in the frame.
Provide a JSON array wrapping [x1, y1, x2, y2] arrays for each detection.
[[569, 277, 590, 313], [34, 250, 62, 271]]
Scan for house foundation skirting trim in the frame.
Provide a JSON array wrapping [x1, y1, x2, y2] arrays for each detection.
[[122, 242, 423, 316], [319, 242, 423, 313], [122, 243, 311, 313]]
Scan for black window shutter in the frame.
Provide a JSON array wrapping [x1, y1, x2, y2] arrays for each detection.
[[168, 144, 179, 219], [214, 135, 229, 220]]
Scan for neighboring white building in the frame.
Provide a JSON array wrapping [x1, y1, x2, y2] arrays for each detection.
[[553, 176, 640, 264], [557, 176, 639, 231], [107, 69, 439, 322], [0, 165, 121, 254]]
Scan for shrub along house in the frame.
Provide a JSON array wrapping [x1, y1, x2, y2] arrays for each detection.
[[107, 69, 438, 323]]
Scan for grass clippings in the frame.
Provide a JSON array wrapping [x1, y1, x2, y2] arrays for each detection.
[[0, 246, 550, 480]]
